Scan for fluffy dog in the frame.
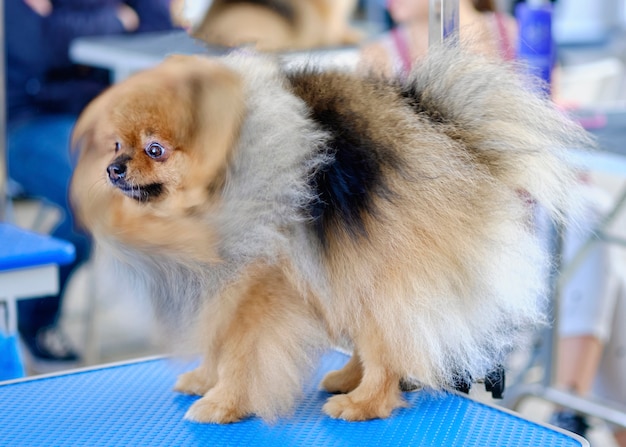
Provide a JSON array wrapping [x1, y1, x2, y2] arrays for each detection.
[[192, 0, 361, 51], [70, 45, 589, 423]]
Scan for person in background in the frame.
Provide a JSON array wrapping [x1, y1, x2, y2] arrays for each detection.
[[5, 0, 177, 372], [358, 0, 517, 77], [359, 1, 626, 443], [549, 187, 626, 444]]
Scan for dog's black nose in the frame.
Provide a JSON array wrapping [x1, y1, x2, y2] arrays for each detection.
[[107, 162, 127, 181]]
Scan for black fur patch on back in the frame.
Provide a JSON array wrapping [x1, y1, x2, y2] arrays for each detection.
[[287, 72, 402, 248], [396, 81, 448, 124], [218, 0, 295, 23]]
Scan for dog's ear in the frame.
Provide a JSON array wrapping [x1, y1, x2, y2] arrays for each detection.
[[165, 55, 245, 187], [71, 88, 115, 159], [70, 88, 119, 232]]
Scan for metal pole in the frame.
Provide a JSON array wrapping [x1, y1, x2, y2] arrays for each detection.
[[0, 1, 6, 222], [429, 0, 460, 47]]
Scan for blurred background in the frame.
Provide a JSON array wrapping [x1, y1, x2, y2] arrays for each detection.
[[5, 0, 626, 445]]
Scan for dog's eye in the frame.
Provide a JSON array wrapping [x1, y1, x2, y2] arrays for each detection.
[[115, 142, 121, 153], [145, 142, 165, 159]]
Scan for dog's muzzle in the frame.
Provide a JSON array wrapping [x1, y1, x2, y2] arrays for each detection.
[[105, 155, 164, 202], [107, 154, 131, 186], [107, 161, 126, 183], [107, 154, 132, 185]]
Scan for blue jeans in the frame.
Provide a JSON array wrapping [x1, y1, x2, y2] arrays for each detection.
[[8, 115, 92, 336]]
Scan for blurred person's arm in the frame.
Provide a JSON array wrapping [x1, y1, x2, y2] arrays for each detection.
[[125, 0, 177, 33], [23, 0, 52, 16], [556, 335, 604, 395], [358, 41, 394, 78], [43, 0, 139, 67]]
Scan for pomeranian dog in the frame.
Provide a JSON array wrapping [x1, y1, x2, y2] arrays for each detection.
[[191, 0, 361, 51], [70, 44, 589, 423]]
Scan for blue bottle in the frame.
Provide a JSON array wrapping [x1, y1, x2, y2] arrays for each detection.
[[516, 0, 554, 96]]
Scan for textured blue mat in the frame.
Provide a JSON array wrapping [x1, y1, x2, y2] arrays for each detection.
[[0, 351, 585, 447]]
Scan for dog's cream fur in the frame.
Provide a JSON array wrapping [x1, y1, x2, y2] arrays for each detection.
[[71, 44, 590, 423]]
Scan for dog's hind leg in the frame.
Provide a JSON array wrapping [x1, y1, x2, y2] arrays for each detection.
[[320, 348, 363, 394], [322, 323, 407, 421], [174, 364, 217, 397]]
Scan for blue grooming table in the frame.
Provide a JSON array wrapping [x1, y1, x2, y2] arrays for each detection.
[[0, 222, 76, 380], [0, 350, 588, 446]]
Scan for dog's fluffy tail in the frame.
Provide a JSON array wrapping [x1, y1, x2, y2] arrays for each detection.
[[406, 43, 592, 221]]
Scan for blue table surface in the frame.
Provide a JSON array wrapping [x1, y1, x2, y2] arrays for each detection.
[[0, 223, 75, 271], [0, 350, 585, 447]]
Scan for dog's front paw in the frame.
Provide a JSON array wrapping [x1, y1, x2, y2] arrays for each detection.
[[174, 367, 214, 396], [184, 394, 247, 424], [322, 393, 406, 421]]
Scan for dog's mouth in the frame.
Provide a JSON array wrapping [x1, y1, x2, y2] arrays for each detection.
[[106, 158, 164, 202], [113, 180, 164, 203]]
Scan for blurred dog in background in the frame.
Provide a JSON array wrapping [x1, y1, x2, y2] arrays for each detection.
[[189, 0, 362, 51], [70, 45, 589, 423]]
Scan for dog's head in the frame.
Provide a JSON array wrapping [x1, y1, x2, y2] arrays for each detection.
[[71, 55, 245, 259]]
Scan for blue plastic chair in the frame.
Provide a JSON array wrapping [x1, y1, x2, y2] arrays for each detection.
[[0, 222, 75, 381]]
